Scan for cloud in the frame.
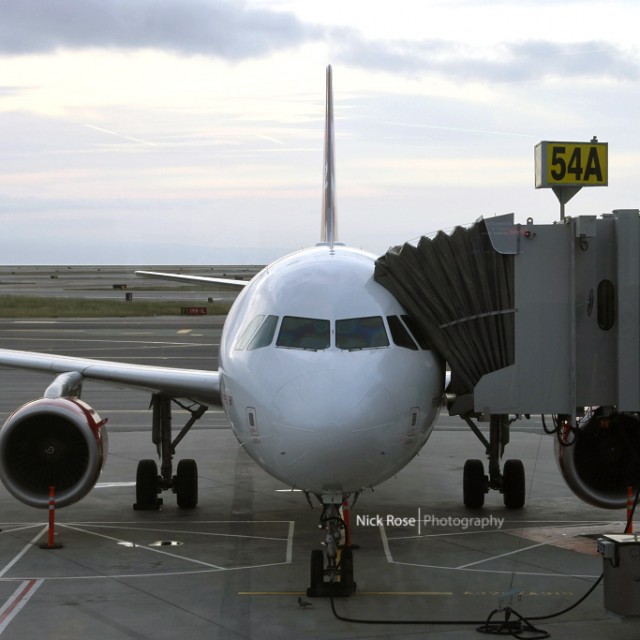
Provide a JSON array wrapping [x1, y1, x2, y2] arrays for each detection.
[[1, 1, 637, 84], [0, 0, 321, 59], [334, 32, 640, 82], [0, 85, 27, 97]]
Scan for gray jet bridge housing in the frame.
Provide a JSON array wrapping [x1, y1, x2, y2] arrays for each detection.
[[375, 209, 640, 417], [375, 210, 640, 511]]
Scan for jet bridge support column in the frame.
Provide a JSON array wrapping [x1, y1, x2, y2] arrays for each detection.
[[615, 212, 640, 410], [488, 415, 508, 489]]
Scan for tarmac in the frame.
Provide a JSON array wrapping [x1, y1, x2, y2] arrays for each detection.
[[0, 297, 638, 638]]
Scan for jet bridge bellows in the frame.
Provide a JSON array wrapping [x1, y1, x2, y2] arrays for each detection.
[[375, 210, 640, 417], [374, 217, 515, 397]]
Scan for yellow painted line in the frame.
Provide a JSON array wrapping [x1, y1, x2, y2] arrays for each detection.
[[238, 591, 306, 596], [238, 591, 453, 596], [358, 592, 453, 596]]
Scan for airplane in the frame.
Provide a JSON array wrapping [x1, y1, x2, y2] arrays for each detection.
[[0, 66, 444, 596], [0, 66, 628, 596]]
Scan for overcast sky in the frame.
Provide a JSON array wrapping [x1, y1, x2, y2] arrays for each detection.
[[1, 0, 638, 264]]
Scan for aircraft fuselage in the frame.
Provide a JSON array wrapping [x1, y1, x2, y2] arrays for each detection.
[[219, 244, 444, 497]]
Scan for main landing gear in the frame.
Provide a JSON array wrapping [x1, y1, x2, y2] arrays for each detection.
[[134, 393, 207, 511], [307, 497, 356, 598], [462, 414, 525, 510]]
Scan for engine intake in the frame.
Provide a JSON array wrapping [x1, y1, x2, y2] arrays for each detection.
[[556, 410, 640, 509], [0, 397, 108, 508]]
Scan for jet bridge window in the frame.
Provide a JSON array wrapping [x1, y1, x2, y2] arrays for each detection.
[[276, 316, 330, 350], [336, 316, 389, 350]]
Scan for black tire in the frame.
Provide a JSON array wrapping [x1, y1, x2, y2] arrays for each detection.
[[503, 459, 525, 509], [340, 548, 354, 590], [176, 459, 198, 509], [136, 459, 159, 508], [463, 459, 486, 509], [310, 549, 324, 588]]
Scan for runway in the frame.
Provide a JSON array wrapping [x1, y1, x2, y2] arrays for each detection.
[[0, 316, 638, 639], [0, 265, 261, 302]]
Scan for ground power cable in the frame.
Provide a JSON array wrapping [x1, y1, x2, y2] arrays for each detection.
[[329, 419, 634, 636], [329, 562, 602, 638], [330, 485, 640, 635]]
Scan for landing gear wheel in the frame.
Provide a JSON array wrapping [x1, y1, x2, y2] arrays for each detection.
[[175, 459, 198, 509], [306, 548, 357, 597], [463, 459, 486, 509], [502, 459, 525, 509], [340, 548, 355, 592], [134, 459, 160, 510], [309, 549, 324, 591]]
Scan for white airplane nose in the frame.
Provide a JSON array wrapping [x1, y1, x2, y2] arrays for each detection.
[[271, 368, 393, 434]]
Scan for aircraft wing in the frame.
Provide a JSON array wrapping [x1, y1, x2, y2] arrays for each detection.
[[0, 348, 221, 407], [136, 270, 249, 288]]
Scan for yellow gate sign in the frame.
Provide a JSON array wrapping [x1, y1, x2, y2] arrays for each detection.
[[535, 141, 608, 188]]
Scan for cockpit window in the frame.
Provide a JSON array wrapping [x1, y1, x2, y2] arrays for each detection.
[[387, 315, 418, 350], [235, 315, 265, 350], [276, 316, 330, 350], [401, 314, 431, 350], [336, 316, 389, 350], [247, 315, 278, 350]]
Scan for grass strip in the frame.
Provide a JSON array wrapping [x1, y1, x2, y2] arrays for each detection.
[[0, 296, 231, 318]]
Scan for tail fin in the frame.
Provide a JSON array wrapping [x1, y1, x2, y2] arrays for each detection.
[[320, 65, 338, 248]]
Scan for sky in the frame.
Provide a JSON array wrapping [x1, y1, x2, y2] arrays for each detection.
[[0, 0, 638, 264]]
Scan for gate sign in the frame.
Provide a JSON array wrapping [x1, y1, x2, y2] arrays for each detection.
[[535, 141, 608, 188]]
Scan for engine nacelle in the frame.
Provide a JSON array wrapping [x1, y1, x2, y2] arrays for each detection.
[[556, 410, 640, 509], [0, 397, 108, 508]]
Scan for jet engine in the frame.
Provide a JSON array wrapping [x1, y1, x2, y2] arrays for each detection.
[[556, 410, 640, 509], [0, 397, 108, 508]]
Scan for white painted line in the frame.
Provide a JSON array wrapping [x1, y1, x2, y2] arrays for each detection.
[[456, 542, 548, 569], [285, 521, 295, 564], [0, 579, 44, 635], [95, 482, 136, 488], [0, 526, 47, 579], [379, 525, 393, 563], [61, 524, 226, 571], [71, 523, 288, 542], [0, 525, 46, 536]]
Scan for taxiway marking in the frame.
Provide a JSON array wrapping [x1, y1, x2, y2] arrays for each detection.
[[456, 542, 548, 569], [0, 527, 47, 636], [0, 526, 47, 579], [0, 579, 43, 635], [238, 590, 454, 596]]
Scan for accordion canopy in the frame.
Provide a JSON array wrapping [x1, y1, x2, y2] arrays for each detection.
[[374, 217, 515, 396]]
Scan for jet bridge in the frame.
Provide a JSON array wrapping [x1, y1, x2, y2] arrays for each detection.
[[375, 210, 640, 511]]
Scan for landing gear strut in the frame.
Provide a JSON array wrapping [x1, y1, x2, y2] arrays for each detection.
[[133, 393, 207, 510], [307, 498, 356, 597], [462, 414, 525, 510]]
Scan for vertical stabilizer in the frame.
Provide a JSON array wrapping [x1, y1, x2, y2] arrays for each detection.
[[321, 65, 338, 248]]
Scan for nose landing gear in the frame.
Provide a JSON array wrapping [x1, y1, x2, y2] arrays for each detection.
[[307, 498, 356, 598]]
